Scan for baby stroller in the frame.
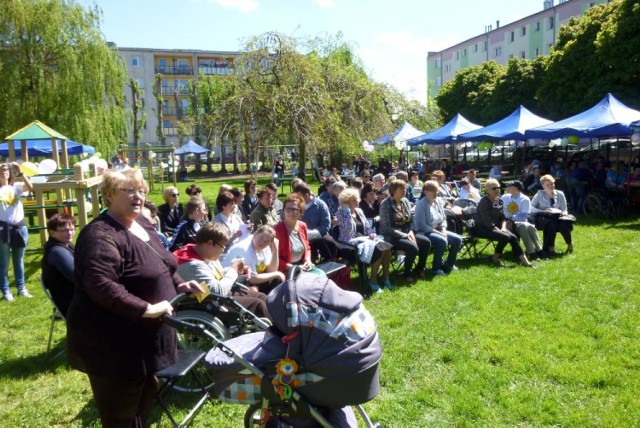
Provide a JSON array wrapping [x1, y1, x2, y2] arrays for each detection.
[[166, 275, 382, 427]]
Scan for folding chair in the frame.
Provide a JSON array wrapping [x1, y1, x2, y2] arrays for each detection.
[[154, 349, 214, 428], [459, 219, 496, 259], [41, 276, 66, 359]]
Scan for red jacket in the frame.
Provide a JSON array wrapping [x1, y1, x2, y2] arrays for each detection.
[[274, 220, 310, 274]]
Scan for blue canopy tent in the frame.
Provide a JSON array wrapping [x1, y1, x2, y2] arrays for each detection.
[[372, 121, 425, 145], [408, 113, 481, 145], [459, 106, 552, 141], [173, 139, 210, 155], [525, 93, 640, 139], [0, 139, 95, 157]]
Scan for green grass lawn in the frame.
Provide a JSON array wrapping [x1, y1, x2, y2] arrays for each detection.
[[1, 175, 639, 427]]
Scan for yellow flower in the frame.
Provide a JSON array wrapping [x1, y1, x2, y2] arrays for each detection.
[[507, 201, 519, 214], [0, 188, 15, 205]]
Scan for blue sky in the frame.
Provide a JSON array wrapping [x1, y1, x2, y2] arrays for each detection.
[[85, 0, 544, 103]]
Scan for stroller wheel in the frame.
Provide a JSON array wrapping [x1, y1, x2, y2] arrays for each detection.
[[244, 404, 266, 428], [171, 309, 230, 393]]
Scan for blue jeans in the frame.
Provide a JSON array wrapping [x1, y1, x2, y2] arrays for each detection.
[[0, 226, 27, 295], [427, 230, 462, 271]]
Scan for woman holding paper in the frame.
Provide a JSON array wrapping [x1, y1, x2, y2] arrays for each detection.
[[213, 190, 244, 258]]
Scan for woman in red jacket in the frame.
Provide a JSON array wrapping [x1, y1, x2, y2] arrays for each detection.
[[274, 193, 314, 276]]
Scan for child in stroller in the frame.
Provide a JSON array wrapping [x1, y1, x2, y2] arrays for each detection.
[[166, 275, 382, 427]]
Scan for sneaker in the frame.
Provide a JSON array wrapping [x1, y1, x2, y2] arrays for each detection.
[[381, 279, 394, 291], [432, 269, 446, 276], [369, 283, 383, 294], [449, 265, 459, 271], [4, 293, 15, 302], [18, 290, 33, 298]]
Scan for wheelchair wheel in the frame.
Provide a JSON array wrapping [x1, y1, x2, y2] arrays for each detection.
[[583, 194, 601, 217], [244, 404, 267, 428], [171, 309, 230, 393]]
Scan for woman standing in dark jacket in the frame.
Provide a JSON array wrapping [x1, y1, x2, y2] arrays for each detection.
[[473, 179, 534, 268], [67, 169, 200, 427], [378, 180, 430, 283]]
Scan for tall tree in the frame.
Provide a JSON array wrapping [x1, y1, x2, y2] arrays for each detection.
[[0, 0, 127, 155], [152, 73, 165, 144], [537, 1, 617, 118], [436, 61, 505, 124], [129, 78, 146, 148]]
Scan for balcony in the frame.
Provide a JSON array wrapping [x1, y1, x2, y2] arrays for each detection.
[[162, 107, 177, 116], [160, 85, 190, 96], [162, 127, 178, 136], [155, 65, 194, 75], [198, 65, 233, 76]]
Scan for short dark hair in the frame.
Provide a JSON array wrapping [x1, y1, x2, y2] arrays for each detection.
[[185, 184, 202, 196], [215, 191, 235, 213], [244, 180, 256, 193], [264, 182, 278, 192], [256, 189, 270, 200], [144, 200, 158, 215], [293, 182, 311, 196], [229, 187, 243, 198], [360, 183, 375, 200], [47, 213, 75, 232], [194, 222, 228, 245]]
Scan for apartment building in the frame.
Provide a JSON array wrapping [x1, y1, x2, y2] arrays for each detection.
[[426, 0, 611, 102], [118, 46, 241, 146]]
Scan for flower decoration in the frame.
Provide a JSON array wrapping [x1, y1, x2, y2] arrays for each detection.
[[507, 201, 519, 214]]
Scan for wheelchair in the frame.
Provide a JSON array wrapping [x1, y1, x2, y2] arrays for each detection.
[[172, 288, 271, 393]]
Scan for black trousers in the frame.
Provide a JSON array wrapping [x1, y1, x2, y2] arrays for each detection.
[[474, 226, 524, 257], [88, 373, 158, 428], [390, 234, 431, 276], [542, 219, 573, 250]]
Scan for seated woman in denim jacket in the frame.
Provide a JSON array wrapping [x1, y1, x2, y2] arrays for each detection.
[[414, 180, 462, 275], [337, 188, 392, 293]]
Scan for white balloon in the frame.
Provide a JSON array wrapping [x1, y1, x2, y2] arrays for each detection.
[[38, 158, 58, 174], [149, 151, 157, 159], [631, 132, 640, 144], [362, 140, 369, 147]]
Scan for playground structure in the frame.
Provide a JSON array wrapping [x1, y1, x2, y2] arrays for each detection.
[[118, 143, 177, 191], [4, 121, 104, 247]]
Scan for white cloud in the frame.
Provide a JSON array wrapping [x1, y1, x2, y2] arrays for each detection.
[[315, 0, 334, 8], [213, 0, 259, 13]]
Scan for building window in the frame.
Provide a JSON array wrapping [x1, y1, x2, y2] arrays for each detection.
[[445, 64, 451, 72], [522, 27, 527, 36], [163, 120, 172, 128], [473, 44, 478, 53], [131, 55, 142, 67], [463, 48, 467, 57], [535, 22, 541, 32], [435, 77, 442, 87], [455, 51, 460, 61], [547, 43, 554, 54], [134, 77, 144, 89], [510, 31, 515, 42], [520, 51, 526, 59], [509, 54, 514, 60], [435, 58, 441, 68], [495, 47, 502, 57], [483, 41, 488, 52], [549, 16, 554, 29], [535, 47, 540, 56]]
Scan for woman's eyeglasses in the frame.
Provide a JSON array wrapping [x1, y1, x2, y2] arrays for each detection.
[[490, 187, 500, 191], [171, 193, 179, 197], [119, 188, 148, 197], [214, 242, 226, 249], [285, 207, 300, 214]]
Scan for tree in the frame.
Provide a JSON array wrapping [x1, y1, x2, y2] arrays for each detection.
[[488, 56, 547, 120], [0, 0, 127, 155], [537, 1, 618, 118], [152, 73, 165, 144], [436, 61, 505, 124], [129, 78, 146, 148]]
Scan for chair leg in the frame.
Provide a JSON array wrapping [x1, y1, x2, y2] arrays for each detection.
[[46, 308, 56, 357]]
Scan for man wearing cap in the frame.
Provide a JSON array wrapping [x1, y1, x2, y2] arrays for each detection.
[[501, 180, 543, 260]]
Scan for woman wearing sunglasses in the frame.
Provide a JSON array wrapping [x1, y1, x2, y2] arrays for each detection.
[[473, 179, 534, 268], [157, 186, 183, 236]]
